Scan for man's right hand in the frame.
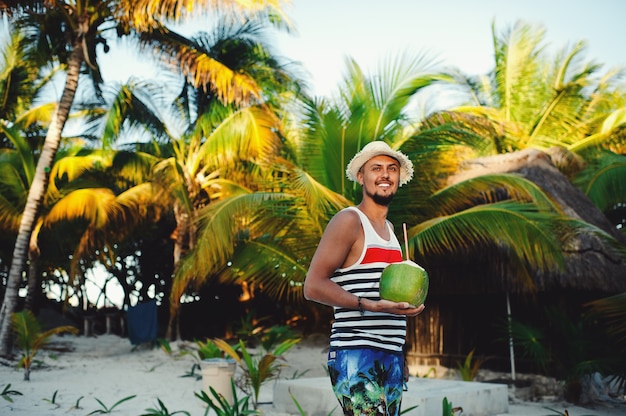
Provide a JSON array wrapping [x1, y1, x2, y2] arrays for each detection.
[[363, 298, 425, 316]]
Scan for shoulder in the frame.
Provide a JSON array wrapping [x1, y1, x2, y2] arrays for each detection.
[[321, 208, 362, 241], [330, 207, 362, 228]]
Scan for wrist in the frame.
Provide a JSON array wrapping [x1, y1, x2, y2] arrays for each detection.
[[357, 296, 365, 315]]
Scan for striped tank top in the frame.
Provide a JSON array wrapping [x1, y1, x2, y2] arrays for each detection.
[[329, 206, 406, 353]]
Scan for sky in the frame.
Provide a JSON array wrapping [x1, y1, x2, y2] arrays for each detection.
[[101, 0, 626, 99], [270, 0, 626, 97]]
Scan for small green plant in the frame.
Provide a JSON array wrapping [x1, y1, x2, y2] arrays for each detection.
[[288, 368, 310, 379], [43, 390, 59, 407], [289, 388, 306, 415], [456, 349, 485, 381], [194, 380, 258, 416], [197, 338, 232, 360], [189, 338, 240, 380], [141, 398, 191, 416], [258, 325, 299, 351], [10, 310, 79, 381], [182, 363, 203, 380], [400, 404, 419, 414], [87, 395, 137, 414], [213, 336, 300, 408], [415, 367, 436, 378], [230, 311, 270, 347], [442, 397, 463, 415], [499, 318, 549, 372], [70, 396, 84, 410], [0, 384, 23, 403], [155, 338, 173, 354]]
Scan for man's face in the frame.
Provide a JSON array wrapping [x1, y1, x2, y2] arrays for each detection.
[[357, 155, 401, 206]]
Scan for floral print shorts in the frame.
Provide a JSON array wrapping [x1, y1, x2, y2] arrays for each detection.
[[327, 348, 404, 416]]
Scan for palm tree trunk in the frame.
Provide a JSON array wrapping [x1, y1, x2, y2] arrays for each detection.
[[166, 204, 189, 340], [24, 225, 42, 312], [24, 250, 39, 312], [0, 45, 83, 357]]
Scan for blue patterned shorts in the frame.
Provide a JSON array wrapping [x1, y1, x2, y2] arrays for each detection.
[[327, 348, 404, 416]]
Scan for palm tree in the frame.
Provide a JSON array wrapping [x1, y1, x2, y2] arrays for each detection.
[[1, 109, 163, 316], [0, 0, 291, 357], [0, 28, 166, 314], [76, 13, 303, 339], [0, 25, 66, 312], [401, 21, 626, 287]]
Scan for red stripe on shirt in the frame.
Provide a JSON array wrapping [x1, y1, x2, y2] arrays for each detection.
[[361, 247, 403, 264]]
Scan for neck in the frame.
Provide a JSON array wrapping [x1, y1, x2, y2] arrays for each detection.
[[357, 200, 389, 223]]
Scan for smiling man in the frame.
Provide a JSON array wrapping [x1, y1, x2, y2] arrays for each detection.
[[303, 141, 425, 416]]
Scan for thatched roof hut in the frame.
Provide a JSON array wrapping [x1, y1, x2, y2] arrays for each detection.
[[407, 148, 626, 369]]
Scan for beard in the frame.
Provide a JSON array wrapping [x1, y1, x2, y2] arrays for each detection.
[[366, 189, 395, 206]]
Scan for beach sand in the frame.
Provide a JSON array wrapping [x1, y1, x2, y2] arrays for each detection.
[[0, 334, 624, 415]]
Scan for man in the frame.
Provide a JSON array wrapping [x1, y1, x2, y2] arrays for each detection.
[[304, 141, 425, 416]]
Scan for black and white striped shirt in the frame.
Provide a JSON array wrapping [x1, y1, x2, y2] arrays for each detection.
[[329, 207, 406, 353]]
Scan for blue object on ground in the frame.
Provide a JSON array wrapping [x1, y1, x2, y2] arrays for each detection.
[[126, 300, 157, 345]]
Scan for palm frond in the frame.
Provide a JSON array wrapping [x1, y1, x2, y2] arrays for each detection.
[[0, 198, 21, 236], [296, 97, 352, 195], [122, 0, 291, 33], [192, 106, 282, 173], [274, 161, 351, 234], [13, 102, 56, 130], [110, 150, 159, 185], [368, 50, 449, 138], [152, 157, 193, 212], [220, 239, 307, 301], [586, 293, 626, 344], [43, 188, 118, 227], [98, 81, 172, 148], [574, 152, 626, 212], [570, 107, 626, 152], [493, 21, 546, 123], [50, 153, 109, 185], [172, 191, 290, 301], [411, 201, 566, 278], [148, 27, 262, 106], [427, 173, 561, 216], [0, 123, 36, 183]]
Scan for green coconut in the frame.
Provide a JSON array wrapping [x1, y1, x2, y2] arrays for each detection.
[[379, 260, 429, 306]]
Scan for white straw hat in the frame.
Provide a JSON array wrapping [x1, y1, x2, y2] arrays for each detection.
[[346, 141, 414, 187]]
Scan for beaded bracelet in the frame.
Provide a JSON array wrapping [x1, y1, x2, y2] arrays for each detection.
[[357, 296, 364, 315]]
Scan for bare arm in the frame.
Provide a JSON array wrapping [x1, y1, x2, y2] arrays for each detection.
[[303, 209, 361, 308], [303, 210, 425, 317]]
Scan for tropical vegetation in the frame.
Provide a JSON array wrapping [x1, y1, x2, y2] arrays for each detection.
[[0, 1, 624, 404], [10, 309, 78, 380]]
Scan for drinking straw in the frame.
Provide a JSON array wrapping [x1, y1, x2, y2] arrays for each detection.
[[403, 223, 410, 261]]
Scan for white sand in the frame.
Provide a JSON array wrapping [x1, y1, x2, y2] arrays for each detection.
[[0, 334, 624, 415]]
